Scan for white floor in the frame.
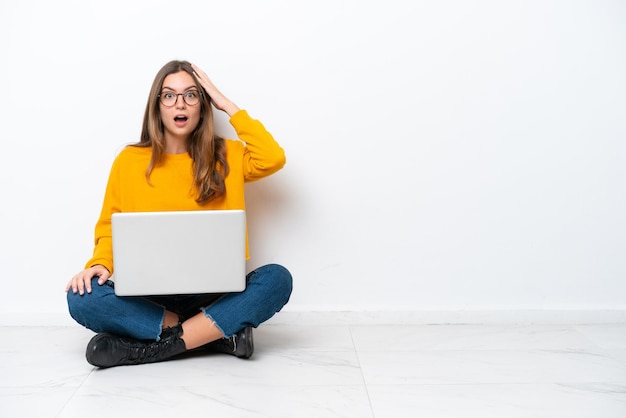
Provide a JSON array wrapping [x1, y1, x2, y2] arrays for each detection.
[[1, 323, 626, 417]]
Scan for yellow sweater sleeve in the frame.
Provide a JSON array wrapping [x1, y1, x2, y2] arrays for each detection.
[[230, 110, 286, 181]]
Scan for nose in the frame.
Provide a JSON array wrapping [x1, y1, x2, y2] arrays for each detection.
[[175, 94, 186, 108]]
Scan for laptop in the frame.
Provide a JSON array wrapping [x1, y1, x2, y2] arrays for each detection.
[[111, 210, 246, 296]]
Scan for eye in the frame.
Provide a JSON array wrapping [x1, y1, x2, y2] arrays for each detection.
[[185, 91, 198, 99], [163, 92, 175, 99]]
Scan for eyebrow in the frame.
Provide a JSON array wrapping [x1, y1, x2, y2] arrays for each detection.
[[161, 85, 199, 92]]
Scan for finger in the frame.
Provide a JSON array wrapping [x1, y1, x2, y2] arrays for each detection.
[[77, 276, 86, 295], [191, 63, 206, 79], [69, 275, 80, 294], [97, 271, 110, 286], [85, 275, 93, 294], [78, 270, 93, 295], [191, 65, 205, 83], [191, 65, 215, 91]]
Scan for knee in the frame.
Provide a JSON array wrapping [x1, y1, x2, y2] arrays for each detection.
[[265, 264, 293, 299], [66, 288, 95, 325], [66, 290, 87, 325], [66, 280, 112, 325]]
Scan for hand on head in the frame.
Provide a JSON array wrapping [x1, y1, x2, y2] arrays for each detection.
[[191, 64, 240, 116]]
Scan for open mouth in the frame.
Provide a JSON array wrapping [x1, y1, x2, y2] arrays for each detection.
[[174, 116, 188, 122]]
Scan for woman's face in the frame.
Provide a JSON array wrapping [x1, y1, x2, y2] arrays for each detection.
[[159, 71, 202, 143]]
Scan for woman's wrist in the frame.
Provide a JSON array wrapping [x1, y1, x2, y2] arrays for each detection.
[[221, 101, 240, 117]]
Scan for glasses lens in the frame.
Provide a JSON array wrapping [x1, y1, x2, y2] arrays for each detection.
[[183, 90, 200, 106], [160, 91, 176, 106]]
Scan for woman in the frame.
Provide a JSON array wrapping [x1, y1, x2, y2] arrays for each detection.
[[66, 60, 292, 368]]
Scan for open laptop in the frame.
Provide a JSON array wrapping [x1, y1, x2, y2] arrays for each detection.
[[111, 210, 246, 296]]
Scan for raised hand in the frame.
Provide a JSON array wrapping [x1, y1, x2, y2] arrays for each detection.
[[192, 64, 240, 117]]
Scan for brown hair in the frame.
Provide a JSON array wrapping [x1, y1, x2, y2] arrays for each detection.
[[133, 60, 229, 204]]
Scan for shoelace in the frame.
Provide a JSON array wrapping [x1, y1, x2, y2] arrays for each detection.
[[126, 338, 175, 362]]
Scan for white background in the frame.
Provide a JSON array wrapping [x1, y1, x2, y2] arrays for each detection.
[[1, 0, 625, 324]]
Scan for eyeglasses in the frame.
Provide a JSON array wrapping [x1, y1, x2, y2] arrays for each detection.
[[158, 89, 201, 107]]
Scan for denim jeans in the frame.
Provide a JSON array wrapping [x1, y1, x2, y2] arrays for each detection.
[[67, 264, 292, 340]]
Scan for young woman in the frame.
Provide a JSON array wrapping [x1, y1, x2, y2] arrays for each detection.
[[66, 60, 292, 368]]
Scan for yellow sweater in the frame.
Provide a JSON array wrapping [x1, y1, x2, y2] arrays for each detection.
[[86, 110, 286, 272]]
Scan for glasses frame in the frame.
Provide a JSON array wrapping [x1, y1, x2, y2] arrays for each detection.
[[158, 89, 202, 107]]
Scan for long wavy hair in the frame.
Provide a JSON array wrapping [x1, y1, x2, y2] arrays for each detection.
[[133, 60, 229, 204]]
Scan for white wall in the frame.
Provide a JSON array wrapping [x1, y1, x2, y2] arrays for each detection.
[[1, 0, 625, 325]]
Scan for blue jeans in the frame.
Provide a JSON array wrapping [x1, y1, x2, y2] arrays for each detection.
[[67, 264, 292, 340]]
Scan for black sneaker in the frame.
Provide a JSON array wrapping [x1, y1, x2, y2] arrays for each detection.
[[200, 326, 254, 359], [86, 325, 187, 368]]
